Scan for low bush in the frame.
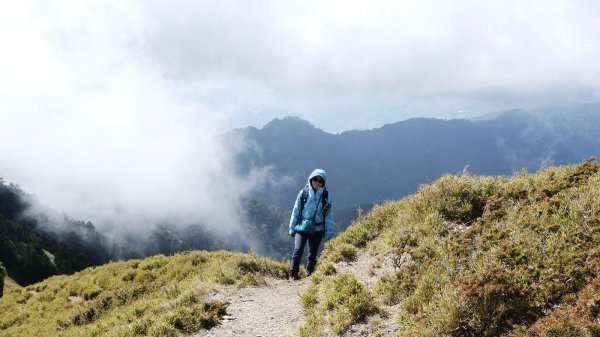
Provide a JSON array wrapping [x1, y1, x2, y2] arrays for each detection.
[[301, 273, 378, 335]]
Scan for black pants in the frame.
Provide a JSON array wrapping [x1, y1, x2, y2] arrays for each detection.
[[289, 231, 324, 278]]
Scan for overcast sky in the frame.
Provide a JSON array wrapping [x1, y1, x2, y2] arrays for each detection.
[[1, 0, 600, 233], [3, 1, 600, 132]]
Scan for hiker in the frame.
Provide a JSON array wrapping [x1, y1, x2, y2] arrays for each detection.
[[0, 262, 6, 298], [288, 169, 333, 280]]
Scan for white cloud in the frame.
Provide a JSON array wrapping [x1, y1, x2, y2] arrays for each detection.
[[0, 1, 266, 237], [1, 0, 600, 233]]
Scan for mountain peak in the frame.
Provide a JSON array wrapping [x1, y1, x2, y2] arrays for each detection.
[[262, 116, 316, 131]]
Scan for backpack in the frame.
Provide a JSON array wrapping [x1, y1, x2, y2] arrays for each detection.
[[297, 185, 330, 224]]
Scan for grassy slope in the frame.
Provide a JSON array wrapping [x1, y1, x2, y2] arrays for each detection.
[[0, 250, 288, 337], [302, 159, 600, 336]]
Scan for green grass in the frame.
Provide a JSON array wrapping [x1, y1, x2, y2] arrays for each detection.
[[0, 250, 287, 336], [303, 158, 600, 336]]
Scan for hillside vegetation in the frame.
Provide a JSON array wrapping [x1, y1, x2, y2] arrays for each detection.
[[302, 158, 600, 336], [0, 250, 288, 336]]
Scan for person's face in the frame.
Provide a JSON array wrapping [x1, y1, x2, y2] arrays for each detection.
[[311, 176, 324, 189]]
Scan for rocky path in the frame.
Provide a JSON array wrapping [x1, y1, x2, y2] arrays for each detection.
[[203, 278, 309, 337]]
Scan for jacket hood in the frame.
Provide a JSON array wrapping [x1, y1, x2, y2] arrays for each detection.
[[308, 169, 327, 186]]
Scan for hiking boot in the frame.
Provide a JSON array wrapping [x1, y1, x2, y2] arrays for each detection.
[[288, 274, 300, 281]]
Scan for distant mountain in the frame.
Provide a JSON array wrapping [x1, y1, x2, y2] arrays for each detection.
[[230, 116, 511, 209], [229, 104, 600, 210], [476, 104, 600, 171]]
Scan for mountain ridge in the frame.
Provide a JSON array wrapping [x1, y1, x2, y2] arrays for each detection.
[[225, 104, 600, 272], [230, 105, 600, 210]]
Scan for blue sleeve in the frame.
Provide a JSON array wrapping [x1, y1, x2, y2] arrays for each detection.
[[325, 195, 334, 239], [288, 190, 303, 234]]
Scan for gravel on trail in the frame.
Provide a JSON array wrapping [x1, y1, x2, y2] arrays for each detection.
[[203, 277, 309, 337]]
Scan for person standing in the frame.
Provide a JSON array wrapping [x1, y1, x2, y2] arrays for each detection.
[[0, 262, 7, 298], [288, 169, 333, 280]]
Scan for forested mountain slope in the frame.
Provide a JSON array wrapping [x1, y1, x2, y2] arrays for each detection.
[[0, 180, 110, 285]]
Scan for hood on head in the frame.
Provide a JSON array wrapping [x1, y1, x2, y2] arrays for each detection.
[[308, 169, 327, 186]]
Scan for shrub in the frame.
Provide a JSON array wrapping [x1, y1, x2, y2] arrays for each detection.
[[513, 275, 600, 337], [321, 273, 378, 334], [300, 273, 378, 335], [328, 243, 358, 263], [169, 301, 228, 333], [374, 266, 418, 305]]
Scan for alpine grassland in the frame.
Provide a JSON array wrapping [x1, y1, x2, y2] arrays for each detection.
[[0, 250, 287, 336], [301, 158, 600, 336]]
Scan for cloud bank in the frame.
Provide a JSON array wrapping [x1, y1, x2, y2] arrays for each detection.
[[139, 0, 600, 129], [1, 1, 599, 238], [0, 2, 268, 239]]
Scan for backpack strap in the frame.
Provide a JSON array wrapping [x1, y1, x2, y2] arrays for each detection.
[[297, 185, 310, 224], [321, 188, 330, 216]]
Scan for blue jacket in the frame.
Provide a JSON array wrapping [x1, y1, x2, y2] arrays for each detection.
[[288, 169, 334, 239]]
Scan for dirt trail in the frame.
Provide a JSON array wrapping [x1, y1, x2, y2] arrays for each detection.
[[201, 253, 398, 337], [203, 278, 309, 337]]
